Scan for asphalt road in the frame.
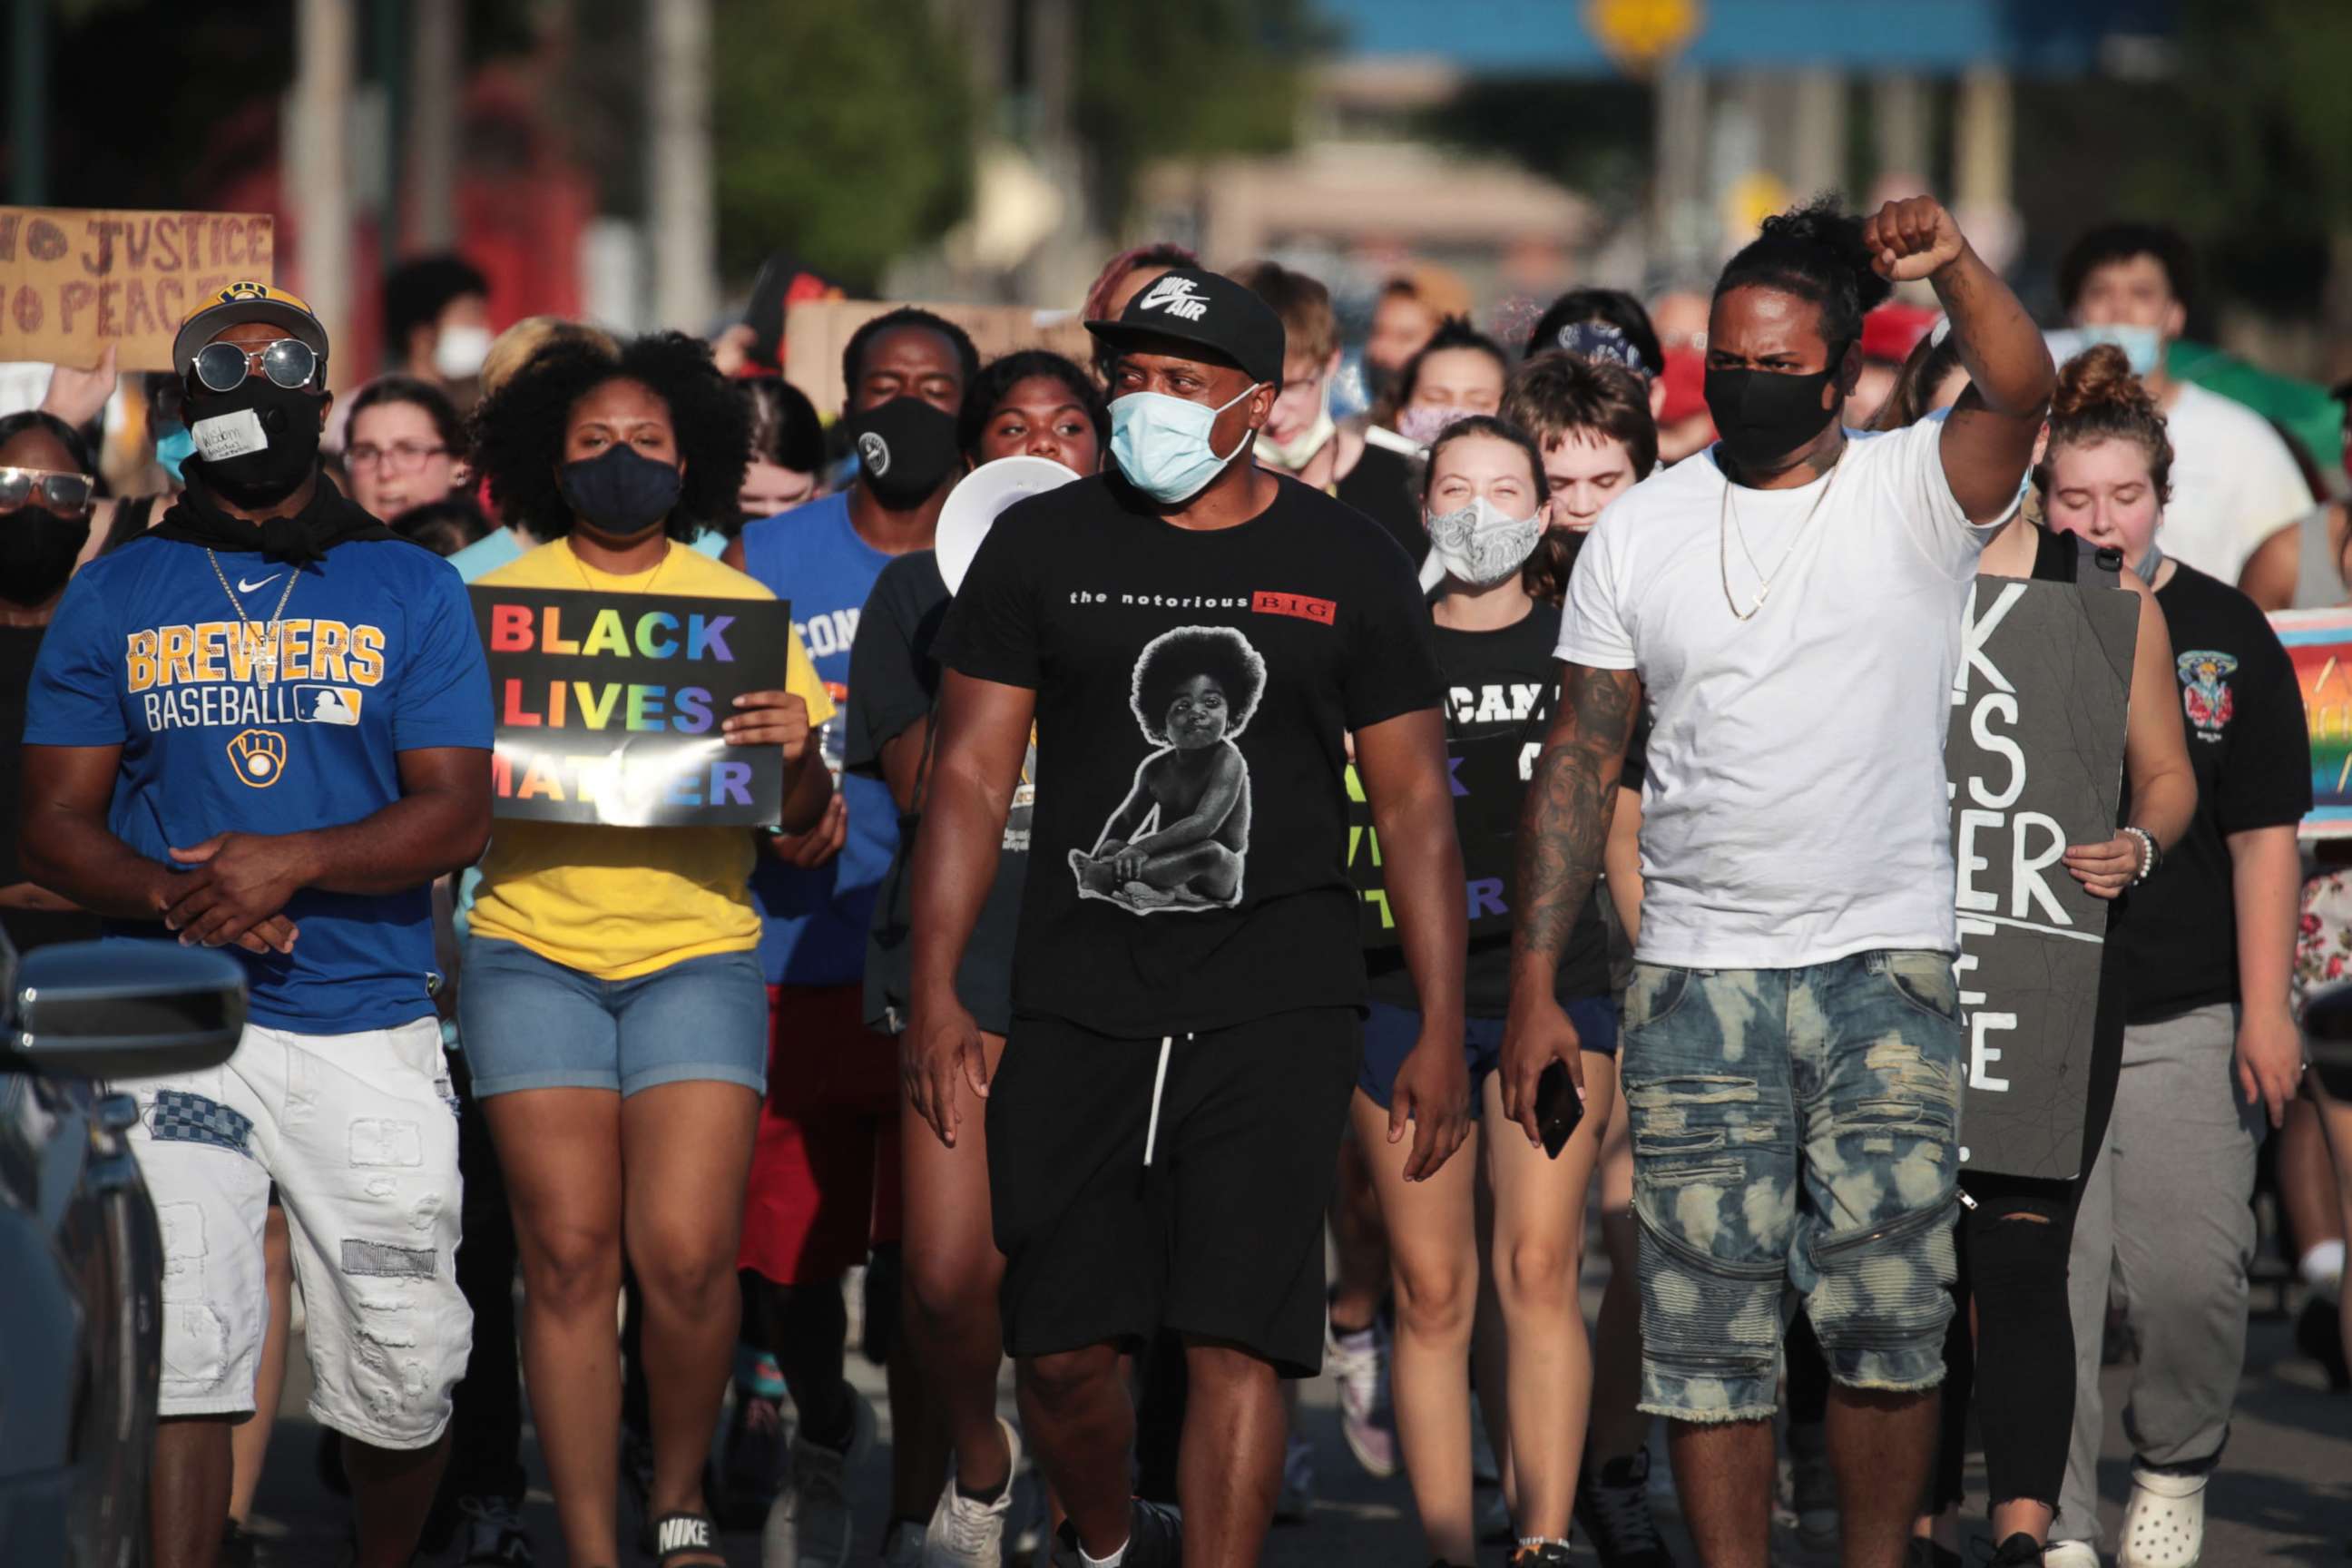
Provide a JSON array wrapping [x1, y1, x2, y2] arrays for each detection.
[[237, 1271, 2352, 1566]]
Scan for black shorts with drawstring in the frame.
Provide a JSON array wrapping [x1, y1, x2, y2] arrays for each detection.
[[986, 1006, 1361, 1377]]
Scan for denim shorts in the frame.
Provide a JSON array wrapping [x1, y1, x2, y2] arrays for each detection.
[[1620, 950, 1963, 1424], [1357, 995, 1619, 1112], [456, 938, 769, 1099]]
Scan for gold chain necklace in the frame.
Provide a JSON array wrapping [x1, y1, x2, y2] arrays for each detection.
[[205, 551, 301, 684], [1719, 456, 1841, 621]]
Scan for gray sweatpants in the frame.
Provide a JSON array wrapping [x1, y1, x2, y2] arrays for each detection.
[[2055, 1004, 2265, 1546]]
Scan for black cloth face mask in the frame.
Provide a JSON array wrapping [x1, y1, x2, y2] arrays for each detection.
[[844, 397, 959, 509], [183, 378, 327, 510], [1704, 362, 1843, 471], [559, 445, 684, 539], [0, 507, 91, 605]]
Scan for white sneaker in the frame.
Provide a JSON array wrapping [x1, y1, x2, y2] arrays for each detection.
[[924, 1416, 1023, 1567], [2044, 1543, 2102, 1568], [2119, 1465, 2207, 1568], [1326, 1318, 1398, 1478], [762, 1387, 875, 1568], [882, 1522, 927, 1567]]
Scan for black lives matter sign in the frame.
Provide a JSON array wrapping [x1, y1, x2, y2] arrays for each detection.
[[1946, 573, 2137, 1180]]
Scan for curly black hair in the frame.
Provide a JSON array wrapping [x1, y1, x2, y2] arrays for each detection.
[[957, 349, 1109, 462], [1714, 196, 1893, 359], [467, 330, 750, 543], [841, 307, 981, 401], [1129, 624, 1268, 744]]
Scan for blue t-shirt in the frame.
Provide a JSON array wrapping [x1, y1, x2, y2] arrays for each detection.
[[24, 535, 494, 1034], [738, 494, 899, 985]]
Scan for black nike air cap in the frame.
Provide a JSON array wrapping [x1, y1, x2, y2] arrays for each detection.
[[1084, 267, 1285, 387]]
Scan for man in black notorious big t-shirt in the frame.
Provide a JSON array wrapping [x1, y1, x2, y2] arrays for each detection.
[[907, 269, 1472, 1567]]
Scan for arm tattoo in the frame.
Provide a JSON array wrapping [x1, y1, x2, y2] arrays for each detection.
[[1513, 664, 1640, 974]]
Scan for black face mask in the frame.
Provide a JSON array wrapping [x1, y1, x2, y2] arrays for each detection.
[[184, 379, 325, 508], [558, 445, 683, 539], [0, 507, 91, 606], [844, 397, 959, 509], [1704, 363, 1842, 471]]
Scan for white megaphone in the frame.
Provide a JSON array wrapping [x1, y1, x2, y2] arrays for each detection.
[[936, 455, 1083, 594]]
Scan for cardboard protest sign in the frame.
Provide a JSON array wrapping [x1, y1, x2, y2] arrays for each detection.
[[1348, 732, 1539, 946], [1945, 572, 2138, 1181], [785, 299, 1094, 414], [0, 208, 276, 370], [472, 585, 794, 828], [2269, 608, 2352, 839]]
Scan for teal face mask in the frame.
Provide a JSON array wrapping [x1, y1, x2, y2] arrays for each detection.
[[154, 422, 196, 484], [2073, 323, 2163, 377], [1109, 382, 1263, 505]]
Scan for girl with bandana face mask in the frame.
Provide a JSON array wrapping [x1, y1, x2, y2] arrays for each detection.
[[1365, 414, 1632, 1568]]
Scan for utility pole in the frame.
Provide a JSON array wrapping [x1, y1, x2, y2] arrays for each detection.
[[291, 0, 356, 387], [648, 0, 717, 331], [10, 0, 46, 204], [408, 0, 463, 252]]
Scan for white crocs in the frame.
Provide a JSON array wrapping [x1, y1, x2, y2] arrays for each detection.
[[2043, 1541, 2101, 1568], [2119, 1464, 2208, 1568]]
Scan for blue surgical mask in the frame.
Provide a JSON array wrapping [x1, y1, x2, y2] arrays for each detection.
[[1110, 383, 1263, 505], [2073, 323, 2164, 377], [155, 422, 196, 485]]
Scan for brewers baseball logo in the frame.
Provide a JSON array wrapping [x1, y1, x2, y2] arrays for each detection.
[[228, 728, 287, 787], [2177, 650, 2238, 741]]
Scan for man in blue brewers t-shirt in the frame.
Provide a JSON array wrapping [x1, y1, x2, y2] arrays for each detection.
[[716, 306, 977, 1563], [18, 284, 493, 1568]]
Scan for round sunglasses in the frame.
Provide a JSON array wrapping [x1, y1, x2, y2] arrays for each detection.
[[188, 337, 321, 395], [0, 466, 95, 513]]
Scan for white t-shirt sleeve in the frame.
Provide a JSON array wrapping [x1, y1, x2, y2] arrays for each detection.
[[1888, 411, 2012, 580], [2236, 411, 2314, 543], [1555, 501, 1638, 671]]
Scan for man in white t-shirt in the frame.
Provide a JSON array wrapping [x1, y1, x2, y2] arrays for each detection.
[[1500, 194, 2055, 1568], [2059, 221, 2313, 583]]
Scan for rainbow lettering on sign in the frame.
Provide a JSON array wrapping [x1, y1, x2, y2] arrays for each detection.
[[486, 602, 738, 735], [2273, 608, 2352, 839]]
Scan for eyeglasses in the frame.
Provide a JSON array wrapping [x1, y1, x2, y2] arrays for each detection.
[[188, 338, 321, 394], [347, 440, 450, 473], [0, 466, 94, 513]]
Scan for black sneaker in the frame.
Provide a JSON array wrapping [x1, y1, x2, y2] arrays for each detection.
[[1511, 1542, 1576, 1565], [2295, 1294, 2350, 1392], [454, 1494, 537, 1566], [715, 1387, 790, 1527], [1979, 1534, 2046, 1565], [1051, 1500, 1182, 1567], [219, 1520, 259, 1568], [1575, 1446, 1677, 1568]]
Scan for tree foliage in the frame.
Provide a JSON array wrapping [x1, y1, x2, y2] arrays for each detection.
[[710, 0, 975, 291], [1073, 0, 1323, 226]]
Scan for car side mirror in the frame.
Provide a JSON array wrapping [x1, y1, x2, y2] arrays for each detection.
[[7, 940, 246, 1081]]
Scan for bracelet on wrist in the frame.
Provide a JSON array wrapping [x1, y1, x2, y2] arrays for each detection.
[[2122, 826, 2157, 886]]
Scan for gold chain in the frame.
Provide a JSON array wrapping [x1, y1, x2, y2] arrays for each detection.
[[205, 551, 301, 684], [567, 538, 673, 593], [1719, 457, 1840, 622]]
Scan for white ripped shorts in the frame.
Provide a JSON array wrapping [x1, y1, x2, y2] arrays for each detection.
[[119, 1016, 472, 1449]]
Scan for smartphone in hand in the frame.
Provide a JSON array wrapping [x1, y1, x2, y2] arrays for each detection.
[[1535, 1059, 1584, 1159]]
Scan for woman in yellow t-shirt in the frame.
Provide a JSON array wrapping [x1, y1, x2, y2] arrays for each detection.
[[462, 331, 831, 1568]]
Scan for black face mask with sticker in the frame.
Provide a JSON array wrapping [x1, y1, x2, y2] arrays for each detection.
[[183, 378, 327, 510]]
